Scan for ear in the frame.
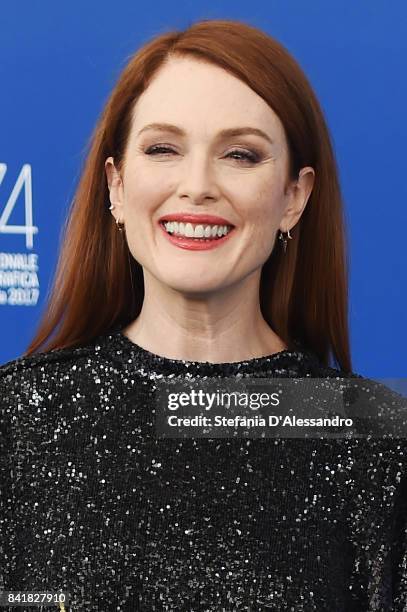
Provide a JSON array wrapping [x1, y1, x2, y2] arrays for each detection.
[[279, 167, 315, 232], [105, 157, 124, 216]]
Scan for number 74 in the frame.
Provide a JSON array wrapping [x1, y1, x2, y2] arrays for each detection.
[[0, 163, 39, 249]]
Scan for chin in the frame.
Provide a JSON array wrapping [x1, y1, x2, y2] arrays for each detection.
[[160, 277, 227, 296]]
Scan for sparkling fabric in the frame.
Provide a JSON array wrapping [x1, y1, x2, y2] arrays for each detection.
[[1, 329, 407, 611]]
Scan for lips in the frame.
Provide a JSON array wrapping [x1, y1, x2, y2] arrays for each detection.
[[157, 213, 235, 226], [158, 220, 235, 251]]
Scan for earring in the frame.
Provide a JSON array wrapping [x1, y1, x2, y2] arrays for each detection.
[[278, 228, 293, 253], [109, 204, 124, 232]]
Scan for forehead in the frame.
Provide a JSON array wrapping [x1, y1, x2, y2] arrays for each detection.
[[129, 57, 285, 141]]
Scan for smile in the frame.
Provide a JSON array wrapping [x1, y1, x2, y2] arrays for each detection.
[[159, 221, 235, 251]]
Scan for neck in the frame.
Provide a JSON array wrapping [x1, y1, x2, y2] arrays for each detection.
[[122, 271, 287, 363]]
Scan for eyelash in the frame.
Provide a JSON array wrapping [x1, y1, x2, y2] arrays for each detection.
[[143, 145, 261, 164]]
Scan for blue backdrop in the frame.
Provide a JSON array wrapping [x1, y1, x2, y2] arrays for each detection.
[[1, 1, 406, 378]]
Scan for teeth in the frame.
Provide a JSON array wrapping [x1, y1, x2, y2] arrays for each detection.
[[163, 221, 233, 239], [185, 223, 194, 238]]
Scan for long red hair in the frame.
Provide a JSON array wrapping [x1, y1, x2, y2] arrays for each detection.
[[25, 18, 352, 372]]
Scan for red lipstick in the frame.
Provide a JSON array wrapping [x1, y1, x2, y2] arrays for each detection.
[[158, 215, 236, 251], [158, 213, 234, 226]]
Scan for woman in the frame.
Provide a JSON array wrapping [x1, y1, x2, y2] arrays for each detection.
[[1, 18, 406, 611]]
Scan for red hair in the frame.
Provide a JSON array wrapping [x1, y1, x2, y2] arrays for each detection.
[[25, 18, 352, 372]]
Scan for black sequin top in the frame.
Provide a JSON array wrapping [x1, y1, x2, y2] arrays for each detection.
[[1, 329, 407, 611]]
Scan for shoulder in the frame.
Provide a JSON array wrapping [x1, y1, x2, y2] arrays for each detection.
[[295, 348, 364, 380], [0, 336, 109, 403], [0, 343, 94, 381], [301, 353, 407, 434], [303, 360, 407, 493]]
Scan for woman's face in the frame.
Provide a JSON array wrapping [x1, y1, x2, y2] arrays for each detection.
[[106, 56, 313, 296]]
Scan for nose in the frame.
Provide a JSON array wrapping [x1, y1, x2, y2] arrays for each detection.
[[176, 151, 220, 204]]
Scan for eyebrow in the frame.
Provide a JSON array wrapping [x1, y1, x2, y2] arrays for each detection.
[[137, 122, 274, 145]]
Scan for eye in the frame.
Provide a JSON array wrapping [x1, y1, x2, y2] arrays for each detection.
[[226, 149, 261, 164], [143, 145, 261, 164], [144, 145, 177, 156]]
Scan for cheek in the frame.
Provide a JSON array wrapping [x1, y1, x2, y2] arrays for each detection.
[[122, 177, 170, 243], [244, 192, 283, 255], [121, 177, 171, 264], [248, 187, 282, 226], [124, 176, 161, 210]]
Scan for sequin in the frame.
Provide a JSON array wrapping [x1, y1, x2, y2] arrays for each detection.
[[0, 329, 406, 611]]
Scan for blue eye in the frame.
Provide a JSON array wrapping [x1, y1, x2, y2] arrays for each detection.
[[144, 145, 261, 164]]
